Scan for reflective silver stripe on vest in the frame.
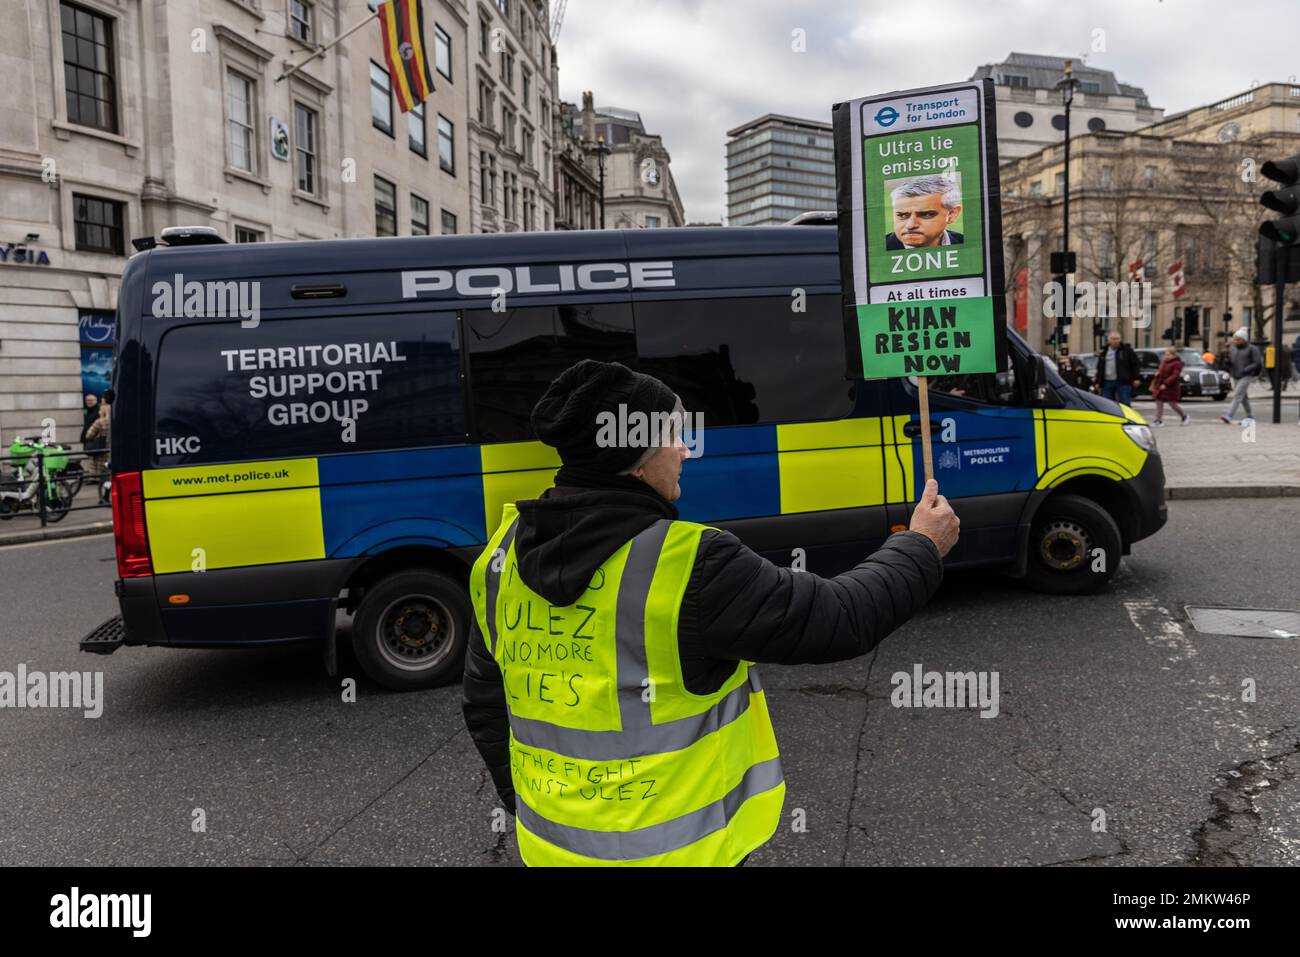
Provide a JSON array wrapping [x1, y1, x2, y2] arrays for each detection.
[[516, 755, 784, 862], [614, 519, 672, 730], [509, 674, 754, 760], [483, 517, 519, 654]]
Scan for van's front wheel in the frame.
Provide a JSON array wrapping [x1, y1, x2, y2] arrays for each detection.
[[1023, 493, 1122, 595], [351, 569, 470, 690]]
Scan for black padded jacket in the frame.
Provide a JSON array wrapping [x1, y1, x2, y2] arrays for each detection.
[[461, 477, 945, 814]]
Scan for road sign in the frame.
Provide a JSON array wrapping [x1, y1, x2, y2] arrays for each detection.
[[833, 78, 1007, 381]]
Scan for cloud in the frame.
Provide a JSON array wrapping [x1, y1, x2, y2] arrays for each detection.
[[556, 0, 1293, 223]]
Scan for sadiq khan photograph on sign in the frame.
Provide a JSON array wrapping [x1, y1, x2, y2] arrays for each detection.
[[884, 173, 965, 250]]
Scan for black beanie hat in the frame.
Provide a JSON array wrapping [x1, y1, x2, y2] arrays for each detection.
[[530, 360, 678, 473]]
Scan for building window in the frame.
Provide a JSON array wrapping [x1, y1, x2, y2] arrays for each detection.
[[235, 226, 263, 243], [411, 194, 430, 235], [645, 215, 661, 228], [437, 115, 455, 174], [434, 24, 452, 80], [1100, 166, 1113, 188], [441, 209, 458, 234], [1143, 165, 1156, 188], [496, 0, 510, 17], [522, 187, 533, 230], [480, 151, 496, 205], [500, 47, 514, 88], [1055, 171, 1065, 193], [522, 69, 531, 110], [371, 61, 393, 135], [503, 171, 517, 220], [73, 193, 124, 255], [1003, 74, 1029, 88], [374, 176, 397, 236], [479, 16, 490, 58], [521, 125, 534, 166], [60, 2, 118, 133], [1013, 111, 1033, 128], [502, 106, 515, 149], [293, 102, 318, 194], [1029, 180, 1042, 196], [288, 0, 313, 44], [478, 82, 494, 127], [226, 69, 256, 173], [409, 101, 426, 156]]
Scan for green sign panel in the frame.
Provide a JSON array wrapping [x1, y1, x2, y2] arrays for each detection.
[[833, 80, 1007, 379]]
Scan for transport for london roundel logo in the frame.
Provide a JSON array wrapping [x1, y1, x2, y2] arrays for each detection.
[[874, 106, 899, 127]]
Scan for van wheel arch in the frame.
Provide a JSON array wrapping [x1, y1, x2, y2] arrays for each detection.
[[338, 545, 470, 614]]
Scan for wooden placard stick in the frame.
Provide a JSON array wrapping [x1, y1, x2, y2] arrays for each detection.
[[917, 376, 934, 485]]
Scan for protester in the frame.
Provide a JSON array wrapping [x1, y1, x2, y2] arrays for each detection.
[[1093, 330, 1140, 404], [1221, 328, 1263, 424], [462, 360, 959, 867], [1152, 347, 1189, 425]]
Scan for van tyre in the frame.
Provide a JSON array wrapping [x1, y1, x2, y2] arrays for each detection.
[[351, 569, 470, 691], [1023, 494, 1122, 595]]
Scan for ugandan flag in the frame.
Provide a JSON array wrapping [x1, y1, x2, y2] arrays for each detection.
[[378, 0, 434, 113]]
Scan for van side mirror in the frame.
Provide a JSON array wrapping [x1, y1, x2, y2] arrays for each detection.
[[1024, 354, 1063, 407]]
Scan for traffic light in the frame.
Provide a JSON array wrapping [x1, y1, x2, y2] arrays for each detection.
[[1260, 153, 1300, 245]]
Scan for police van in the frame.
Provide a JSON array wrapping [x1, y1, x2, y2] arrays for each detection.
[[84, 224, 1167, 689]]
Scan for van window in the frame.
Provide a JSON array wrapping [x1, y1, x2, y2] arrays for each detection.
[[466, 302, 635, 442], [152, 314, 464, 466], [632, 294, 854, 426]]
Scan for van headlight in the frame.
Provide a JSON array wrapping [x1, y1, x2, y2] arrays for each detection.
[[1123, 423, 1155, 451]]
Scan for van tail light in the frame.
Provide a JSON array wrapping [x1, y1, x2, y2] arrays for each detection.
[[112, 471, 153, 578]]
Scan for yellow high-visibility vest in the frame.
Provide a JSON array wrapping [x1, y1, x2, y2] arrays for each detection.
[[470, 504, 785, 866]]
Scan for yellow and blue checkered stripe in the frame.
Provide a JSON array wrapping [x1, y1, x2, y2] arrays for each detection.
[[139, 407, 1148, 574]]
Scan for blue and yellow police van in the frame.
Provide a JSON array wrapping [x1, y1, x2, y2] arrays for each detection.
[[83, 224, 1166, 689]]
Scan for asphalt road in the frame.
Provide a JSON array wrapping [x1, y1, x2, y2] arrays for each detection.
[[1, 499, 1297, 866]]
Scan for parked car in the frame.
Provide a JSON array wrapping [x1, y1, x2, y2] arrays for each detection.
[[1066, 353, 1098, 390], [1133, 348, 1228, 400]]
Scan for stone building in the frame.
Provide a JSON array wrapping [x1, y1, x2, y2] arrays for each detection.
[[970, 52, 1163, 161], [0, 0, 558, 444], [574, 97, 684, 230], [999, 82, 1300, 356], [466, 0, 557, 233]]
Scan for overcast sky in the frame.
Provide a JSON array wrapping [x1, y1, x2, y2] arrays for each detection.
[[555, 0, 1297, 223]]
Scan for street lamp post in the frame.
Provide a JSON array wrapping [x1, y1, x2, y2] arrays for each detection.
[[1054, 61, 1081, 360], [591, 135, 611, 229]]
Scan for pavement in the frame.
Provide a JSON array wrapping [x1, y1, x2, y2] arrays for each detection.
[[3, 499, 1297, 866], [1130, 383, 1300, 498]]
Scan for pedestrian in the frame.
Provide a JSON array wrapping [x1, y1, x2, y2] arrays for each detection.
[[462, 360, 958, 867], [1221, 328, 1263, 424], [1151, 347, 1188, 425], [83, 400, 111, 500], [1093, 330, 1140, 405], [80, 393, 100, 447]]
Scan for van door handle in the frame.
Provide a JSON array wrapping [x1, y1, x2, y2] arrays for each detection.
[[902, 420, 944, 437]]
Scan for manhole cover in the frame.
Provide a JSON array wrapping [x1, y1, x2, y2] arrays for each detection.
[[1184, 606, 1300, 639]]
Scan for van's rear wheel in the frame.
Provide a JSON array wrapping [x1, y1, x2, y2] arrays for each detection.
[[1023, 493, 1121, 595], [351, 569, 470, 690]]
